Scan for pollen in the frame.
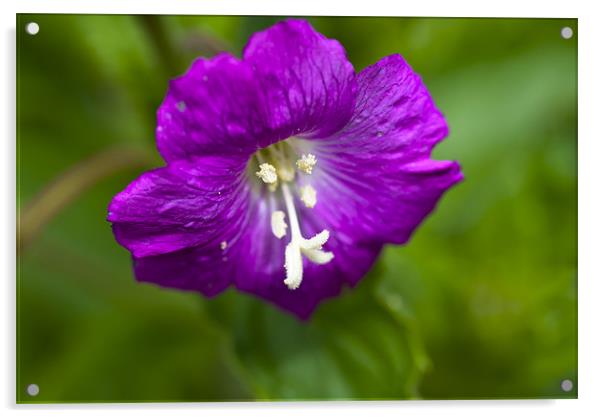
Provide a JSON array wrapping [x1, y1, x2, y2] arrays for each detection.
[[299, 185, 317, 208], [296, 153, 317, 174], [256, 163, 278, 184], [271, 210, 288, 239]]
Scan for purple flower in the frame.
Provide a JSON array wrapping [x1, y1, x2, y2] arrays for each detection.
[[107, 19, 463, 319]]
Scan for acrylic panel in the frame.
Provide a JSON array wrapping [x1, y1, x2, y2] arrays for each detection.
[[16, 14, 577, 403]]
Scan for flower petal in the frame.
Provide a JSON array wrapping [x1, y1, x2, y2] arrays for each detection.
[[237, 239, 382, 320], [243, 19, 357, 139], [132, 245, 233, 298], [156, 53, 272, 162], [308, 54, 463, 244], [130, 189, 381, 318], [124, 185, 274, 300], [108, 154, 250, 258]]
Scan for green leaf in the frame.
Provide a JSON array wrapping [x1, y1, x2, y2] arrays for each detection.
[[204, 271, 428, 400]]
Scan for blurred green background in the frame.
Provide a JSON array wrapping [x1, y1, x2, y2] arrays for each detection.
[[16, 15, 577, 402]]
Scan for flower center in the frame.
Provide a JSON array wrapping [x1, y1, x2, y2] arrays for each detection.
[[253, 140, 333, 290]]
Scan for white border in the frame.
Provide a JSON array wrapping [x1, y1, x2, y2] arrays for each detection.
[[4, 0, 583, 17], [3, 1, 600, 417]]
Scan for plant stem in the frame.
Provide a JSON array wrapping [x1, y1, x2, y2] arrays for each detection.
[[18, 147, 156, 253]]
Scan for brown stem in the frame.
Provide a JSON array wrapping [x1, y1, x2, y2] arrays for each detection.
[[18, 147, 156, 252]]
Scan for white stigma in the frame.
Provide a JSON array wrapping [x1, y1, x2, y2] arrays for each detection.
[[255, 163, 278, 184], [296, 153, 317, 174], [299, 185, 317, 208], [284, 242, 303, 290], [271, 210, 288, 239], [300, 230, 334, 265], [281, 183, 333, 290]]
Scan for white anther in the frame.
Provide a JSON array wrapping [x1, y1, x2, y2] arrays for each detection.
[[271, 210, 288, 239], [256, 163, 278, 184], [299, 185, 317, 208], [296, 154, 317, 174], [220, 241, 228, 250]]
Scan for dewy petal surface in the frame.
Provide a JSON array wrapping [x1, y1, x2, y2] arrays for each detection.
[[156, 53, 272, 162], [157, 20, 359, 163], [108, 20, 463, 320], [243, 19, 357, 139], [309, 54, 463, 245], [108, 154, 249, 258], [132, 244, 233, 298]]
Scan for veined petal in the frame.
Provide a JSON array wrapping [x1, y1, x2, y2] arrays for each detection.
[[308, 54, 463, 244], [157, 53, 273, 162], [235, 238, 382, 320], [229, 194, 382, 319], [243, 19, 357, 139], [133, 245, 233, 298], [108, 154, 249, 258], [108, 22, 463, 320], [129, 187, 380, 319]]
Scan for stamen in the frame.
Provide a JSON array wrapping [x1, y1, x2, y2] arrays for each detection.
[[299, 185, 317, 208], [256, 163, 278, 184], [296, 154, 317, 174], [220, 241, 228, 250], [271, 210, 288, 239], [253, 143, 332, 290], [267, 144, 295, 181]]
